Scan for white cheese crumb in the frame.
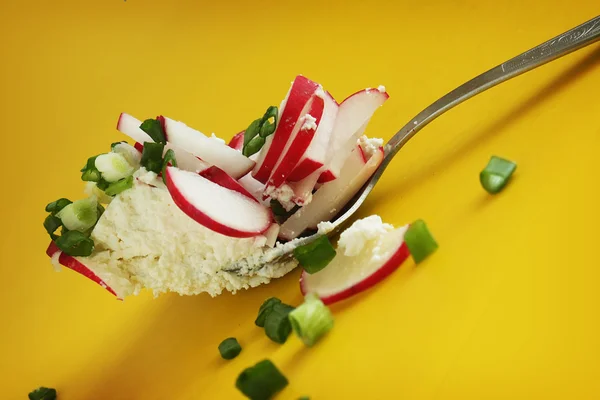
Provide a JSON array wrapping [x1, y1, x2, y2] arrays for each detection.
[[300, 114, 318, 131], [338, 215, 394, 257], [265, 184, 296, 211], [358, 135, 384, 158], [316, 221, 335, 235], [314, 85, 326, 99], [377, 85, 386, 93]]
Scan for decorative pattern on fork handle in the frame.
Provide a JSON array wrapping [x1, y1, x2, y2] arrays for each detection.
[[503, 17, 600, 73]]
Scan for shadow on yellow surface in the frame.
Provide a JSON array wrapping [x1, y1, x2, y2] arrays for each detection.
[[43, 45, 600, 400], [367, 46, 600, 209]]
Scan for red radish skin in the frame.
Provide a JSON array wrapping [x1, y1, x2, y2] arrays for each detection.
[[134, 142, 144, 153], [46, 242, 119, 298], [317, 169, 336, 184], [287, 91, 339, 182], [252, 76, 320, 183], [288, 158, 324, 182], [266, 95, 325, 190], [165, 166, 273, 238], [157, 115, 166, 134], [300, 242, 410, 304], [200, 166, 258, 202], [228, 131, 245, 151]]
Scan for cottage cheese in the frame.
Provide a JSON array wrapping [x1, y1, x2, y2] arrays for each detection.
[[358, 135, 384, 158], [264, 183, 296, 211], [338, 215, 394, 257], [78, 169, 297, 298], [300, 114, 318, 131]]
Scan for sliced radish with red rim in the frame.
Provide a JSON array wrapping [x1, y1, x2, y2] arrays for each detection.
[[300, 224, 410, 304], [252, 75, 320, 183], [165, 166, 272, 238]]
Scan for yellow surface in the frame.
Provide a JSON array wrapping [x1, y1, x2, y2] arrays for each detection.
[[1, 0, 599, 398]]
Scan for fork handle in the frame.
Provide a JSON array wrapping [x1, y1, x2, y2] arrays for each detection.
[[385, 15, 600, 157]]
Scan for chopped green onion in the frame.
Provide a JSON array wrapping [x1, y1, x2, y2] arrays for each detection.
[[259, 120, 275, 138], [218, 337, 242, 360], [244, 118, 261, 146], [264, 303, 295, 344], [298, 397, 310, 400], [293, 236, 336, 274], [56, 197, 98, 232], [236, 359, 288, 400], [104, 175, 134, 196], [97, 203, 105, 218], [255, 297, 282, 327], [140, 118, 167, 144], [261, 105, 278, 127], [45, 198, 72, 214], [140, 142, 165, 173], [242, 106, 278, 156], [94, 152, 134, 182], [110, 141, 126, 150], [112, 142, 142, 168], [259, 106, 278, 138], [480, 156, 517, 194], [28, 387, 57, 400], [84, 182, 113, 204], [404, 219, 438, 264], [96, 179, 110, 191], [80, 155, 102, 182], [55, 230, 94, 257], [288, 293, 334, 347], [161, 149, 178, 184], [243, 132, 265, 157], [43, 214, 62, 240]]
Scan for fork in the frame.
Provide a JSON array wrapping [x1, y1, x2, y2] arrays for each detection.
[[239, 15, 600, 274]]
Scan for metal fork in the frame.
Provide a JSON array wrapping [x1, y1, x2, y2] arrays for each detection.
[[237, 15, 600, 275]]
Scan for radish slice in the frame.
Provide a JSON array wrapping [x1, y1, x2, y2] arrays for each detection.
[[300, 220, 410, 304], [162, 116, 255, 179], [165, 166, 272, 238], [117, 113, 210, 173], [117, 113, 153, 144], [279, 145, 384, 240], [263, 223, 280, 248], [287, 91, 338, 182], [318, 88, 388, 182], [288, 168, 322, 206], [265, 94, 325, 190], [228, 131, 245, 151], [200, 166, 257, 202], [46, 242, 118, 297], [252, 75, 320, 183], [238, 172, 270, 206]]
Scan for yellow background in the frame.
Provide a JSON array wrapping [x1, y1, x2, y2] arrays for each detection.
[[1, 0, 599, 398]]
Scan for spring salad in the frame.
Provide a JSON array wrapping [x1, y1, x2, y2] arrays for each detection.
[[43, 75, 396, 299]]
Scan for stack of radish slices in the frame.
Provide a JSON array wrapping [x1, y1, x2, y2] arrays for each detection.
[[117, 75, 388, 241], [45, 75, 400, 300]]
